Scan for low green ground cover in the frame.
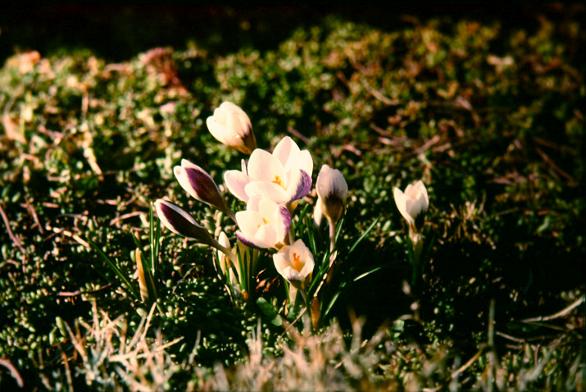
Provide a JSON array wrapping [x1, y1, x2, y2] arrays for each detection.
[[0, 14, 584, 390]]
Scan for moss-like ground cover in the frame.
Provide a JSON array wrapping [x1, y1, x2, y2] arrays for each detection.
[[0, 10, 584, 390]]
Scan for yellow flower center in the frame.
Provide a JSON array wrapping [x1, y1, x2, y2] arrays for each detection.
[[290, 252, 304, 272], [272, 175, 285, 188]]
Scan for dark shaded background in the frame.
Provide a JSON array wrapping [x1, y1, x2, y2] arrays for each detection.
[[1, 2, 583, 62]]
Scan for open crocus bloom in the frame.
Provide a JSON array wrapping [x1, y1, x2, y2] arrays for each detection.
[[235, 196, 291, 249], [174, 159, 229, 214], [206, 101, 256, 154], [273, 239, 315, 282], [224, 136, 313, 204], [393, 180, 429, 228]]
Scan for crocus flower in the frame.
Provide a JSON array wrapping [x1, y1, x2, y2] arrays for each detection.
[[174, 159, 231, 216], [206, 101, 256, 154], [155, 199, 226, 251], [235, 196, 291, 249], [224, 136, 313, 204], [393, 180, 429, 230], [273, 239, 315, 282], [315, 164, 348, 225]]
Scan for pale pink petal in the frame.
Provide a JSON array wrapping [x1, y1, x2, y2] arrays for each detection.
[[313, 199, 323, 226], [273, 136, 301, 168], [254, 224, 277, 249], [235, 210, 263, 236], [247, 149, 285, 182], [245, 181, 288, 204], [224, 170, 249, 202], [297, 150, 314, 177], [393, 187, 414, 226]]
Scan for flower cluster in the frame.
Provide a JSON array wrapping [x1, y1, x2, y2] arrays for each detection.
[[154, 100, 430, 322], [155, 102, 348, 308]]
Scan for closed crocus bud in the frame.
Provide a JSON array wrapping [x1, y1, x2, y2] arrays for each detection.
[[273, 239, 315, 283], [174, 159, 231, 216], [155, 199, 223, 250], [316, 165, 348, 225], [393, 180, 429, 231], [206, 101, 256, 154]]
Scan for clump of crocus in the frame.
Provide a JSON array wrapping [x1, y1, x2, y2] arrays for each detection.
[[314, 165, 348, 251], [153, 102, 363, 330], [206, 101, 256, 154]]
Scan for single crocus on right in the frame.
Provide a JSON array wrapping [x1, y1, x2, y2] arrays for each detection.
[[393, 180, 429, 234], [393, 180, 429, 289]]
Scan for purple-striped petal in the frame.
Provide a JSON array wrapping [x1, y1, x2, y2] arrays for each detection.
[[290, 170, 312, 202]]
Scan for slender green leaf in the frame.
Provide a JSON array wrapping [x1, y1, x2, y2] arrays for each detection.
[[348, 218, 378, 255], [88, 238, 139, 299]]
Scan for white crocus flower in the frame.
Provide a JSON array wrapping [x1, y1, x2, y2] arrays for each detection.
[[224, 136, 313, 204], [393, 180, 429, 230], [273, 239, 315, 282], [174, 159, 230, 215], [206, 101, 256, 154], [235, 196, 291, 249], [315, 164, 348, 225]]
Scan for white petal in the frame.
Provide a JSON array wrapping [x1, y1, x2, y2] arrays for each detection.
[[313, 199, 323, 226], [224, 170, 249, 202], [174, 166, 196, 199], [247, 149, 285, 182], [245, 181, 288, 204], [246, 194, 262, 211], [235, 210, 263, 237], [415, 181, 429, 211], [406, 198, 422, 220], [404, 183, 418, 199], [273, 136, 300, 168], [272, 249, 289, 277], [297, 150, 314, 177], [285, 169, 302, 198], [218, 232, 230, 248], [254, 224, 277, 249], [393, 187, 414, 226], [206, 116, 236, 146]]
